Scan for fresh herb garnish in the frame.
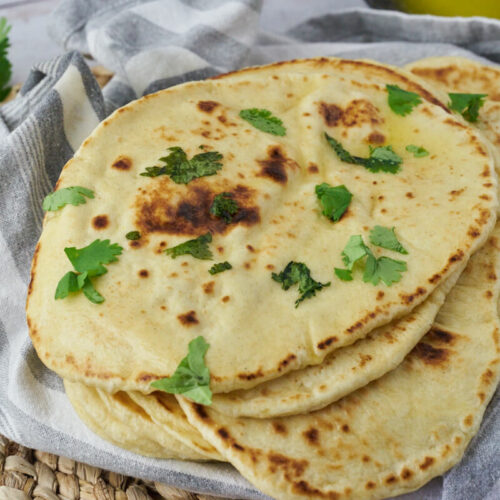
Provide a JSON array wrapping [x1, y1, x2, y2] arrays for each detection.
[[126, 231, 141, 240], [386, 84, 422, 116], [239, 108, 286, 136], [315, 183, 352, 222], [369, 226, 408, 254], [209, 261, 232, 275], [165, 233, 213, 260], [272, 261, 330, 308], [363, 255, 407, 286], [406, 144, 429, 158], [334, 268, 353, 281], [210, 193, 239, 223], [448, 93, 487, 123], [141, 147, 223, 184], [55, 239, 123, 304], [336, 233, 407, 286], [325, 133, 402, 174], [42, 186, 94, 211], [151, 336, 212, 405], [0, 18, 12, 102]]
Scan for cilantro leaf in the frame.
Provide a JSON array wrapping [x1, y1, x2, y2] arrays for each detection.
[[0, 18, 12, 102], [239, 108, 286, 136], [55, 271, 82, 300], [315, 183, 352, 222], [341, 235, 371, 270], [334, 268, 353, 281], [141, 147, 223, 184], [64, 239, 123, 277], [370, 226, 408, 254], [126, 231, 141, 240], [448, 93, 487, 123], [325, 133, 402, 174], [165, 233, 213, 260], [209, 261, 232, 275], [365, 146, 402, 173], [406, 144, 429, 158], [81, 276, 105, 304], [386, 84, 422, 116], [42, 186, 94, 211], [151, 336, 212, 405], [272, 261, 330, 308], [363, 255, 407, 286], [210, 193, 239, 223]]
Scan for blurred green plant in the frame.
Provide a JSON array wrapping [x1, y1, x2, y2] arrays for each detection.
[[0, 17, 12, 102]]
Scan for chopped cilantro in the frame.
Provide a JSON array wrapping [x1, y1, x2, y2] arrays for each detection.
[[337, 232, 407, 286], [55, 239, 123, 304], [369, 226, 408, 254], [210, 192, 239, 223], [448, 93, 487, 123], [0, 18, 12, 102], [363, 255, 407, 286], [141, 147, 223, 184], [42, 186, 94, 211], [406, 144, 429, 158], [315, 183, 352, 222], [334, 268, 353, 281], [126, 231, 141, 240], [151, 336, 212, 405], [209, 261, 232, 275], [341, 235, 371, 270], [165, 233, 213, 260], [386, 84, 422, 116], [239, 108, 286, 136], [272, 261, 330, 308], [325, 133, 402, 174]]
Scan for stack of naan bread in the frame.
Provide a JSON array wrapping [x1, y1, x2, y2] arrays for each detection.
[[26, 57, 500, 499]]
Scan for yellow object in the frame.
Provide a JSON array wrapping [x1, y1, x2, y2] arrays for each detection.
[[396, 0, 500, 18]]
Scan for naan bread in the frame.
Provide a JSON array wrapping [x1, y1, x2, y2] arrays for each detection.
[[180, 225, 500, 499], [27, 58, 497, 396], [64, 380, 222, 460]]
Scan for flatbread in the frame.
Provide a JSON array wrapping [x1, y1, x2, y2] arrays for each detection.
[[210, 265, 464, 417], [27, 58, 497, 395], [64, 380, 222, 460], [180, 225, 500, 499]]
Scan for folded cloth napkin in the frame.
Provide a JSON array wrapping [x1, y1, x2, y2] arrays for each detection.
[[0, 1, 499, 498]]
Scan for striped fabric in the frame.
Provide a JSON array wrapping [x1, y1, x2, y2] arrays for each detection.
[[0, 1, 499, 498]]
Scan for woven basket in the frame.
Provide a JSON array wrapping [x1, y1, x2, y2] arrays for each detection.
[[0, 434, 230, 500]]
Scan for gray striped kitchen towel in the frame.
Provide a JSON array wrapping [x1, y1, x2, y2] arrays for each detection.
[[0, 1, 499, 498]]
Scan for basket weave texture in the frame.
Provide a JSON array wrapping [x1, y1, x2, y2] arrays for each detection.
[[0, 434, 230, 500]]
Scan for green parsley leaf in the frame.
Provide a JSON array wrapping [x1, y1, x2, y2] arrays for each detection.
[[272, 261, 330, 308], [64, 239, 123, 277], [141, 147, 223, 184], [448, 93, 487, 123], [406, 144, 429, 158], [341, 235, 371, 270], [0, 18, 12, 103], [165, 233, 213, 260], [363, 255, 407, 286], [315, 183, 352, 222], [210, 193, 239, 223], [151, 336, 212, 405], [325, 133, 402, 174], [209, 261, 232, 275], [334, 268, 353, 281], [239, 108, 286, 136], [369, 226, 408, 254], [126, 231, 141, 240], [55, 240, 122, 304], [386, 84, 422, 116], [42, 186, 94, 211]]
